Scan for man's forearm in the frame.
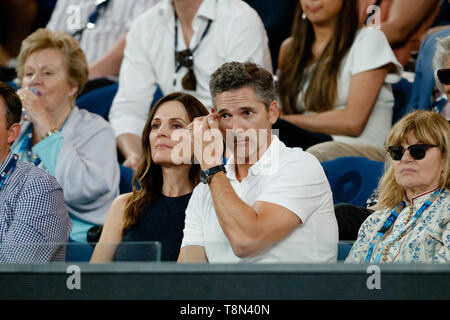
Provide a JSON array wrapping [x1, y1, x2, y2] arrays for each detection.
[[88, 34, 126, 79], [381, 0, 439, 46], [208, 172, 259, 253], [116, 133, 142, 159]]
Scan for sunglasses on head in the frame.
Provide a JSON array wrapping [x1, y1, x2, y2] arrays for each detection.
[[387, 144, 438, 161], [176, 49, 197, 91], [437, 68, 450, 85]]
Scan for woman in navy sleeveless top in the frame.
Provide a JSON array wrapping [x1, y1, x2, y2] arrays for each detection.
[[90, 92, 209, 262]]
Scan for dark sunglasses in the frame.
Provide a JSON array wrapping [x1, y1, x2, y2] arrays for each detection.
[[437, 68, 450, 85], [387, 144, 438, 161], [176, 49, 197, 91]]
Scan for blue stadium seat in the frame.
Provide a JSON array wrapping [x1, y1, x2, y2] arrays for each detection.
[[392, 77, 413, 124], [76, 84, 164, 120], [65, 238, 94, 262], [337, 242, 353, 261], [119, 164, 135, 194], [76, 82, 118, 120], [321, 157, 384, 207], [152, 85, 164, 108], [407, 28, 450, 111], [388, 28, 450, 125]]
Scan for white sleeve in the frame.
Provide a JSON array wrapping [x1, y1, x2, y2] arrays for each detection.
[[125, 0, 161, 30], [46, 1, 69, 31], [55, 118, 120, 214], [350, 27, 403, 83], [180, 185, 206, 248], [108, 17, 157, 137], [257, 151, 332, 224], [223, 6, 273, 73]]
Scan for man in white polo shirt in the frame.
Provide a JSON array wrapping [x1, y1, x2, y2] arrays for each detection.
[[178, 62, 338, 263]]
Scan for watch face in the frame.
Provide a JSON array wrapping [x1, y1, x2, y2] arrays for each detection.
[[200, 170, 210, 184]]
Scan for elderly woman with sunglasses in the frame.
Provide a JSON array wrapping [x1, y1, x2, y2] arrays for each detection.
[[345, 110, 449, 263]]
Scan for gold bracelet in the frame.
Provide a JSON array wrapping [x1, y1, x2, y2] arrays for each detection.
[[42, 128, 59, 139]]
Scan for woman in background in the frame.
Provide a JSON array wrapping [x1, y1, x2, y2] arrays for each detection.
[[276, 0, 401, 154]]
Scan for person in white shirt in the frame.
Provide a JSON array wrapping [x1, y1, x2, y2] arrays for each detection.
[[109, 0, 272, 171], [177, 62, 338, 263], [46, 0, 160, 81], [277, 0, 402, 153]]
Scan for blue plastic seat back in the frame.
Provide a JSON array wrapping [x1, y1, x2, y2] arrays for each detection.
[[76, 84, 164, 121], [337, 242, 353, 261], [392, 78, 413, 125], [322, 157, 384, 207], [119, 164, 135, 194], [65, 238, 94, 262], [76, 82, 118, 120]]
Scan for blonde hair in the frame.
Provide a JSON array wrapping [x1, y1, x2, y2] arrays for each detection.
[[16, 28, 88, 97], [377, 110, 450, 209]]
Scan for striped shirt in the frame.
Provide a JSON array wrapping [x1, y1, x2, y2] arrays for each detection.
[[0, 152, 71, 263], [46, 0, 161, 64]]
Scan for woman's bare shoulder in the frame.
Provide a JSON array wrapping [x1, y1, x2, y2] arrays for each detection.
[[278, 36, 294, 70]]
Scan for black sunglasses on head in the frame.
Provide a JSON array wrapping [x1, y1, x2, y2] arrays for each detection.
[[437, 68, 450, 85], [387, 144, 439, 161]]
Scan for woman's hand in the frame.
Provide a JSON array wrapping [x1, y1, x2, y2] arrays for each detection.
[[17, 87, 55, 140]]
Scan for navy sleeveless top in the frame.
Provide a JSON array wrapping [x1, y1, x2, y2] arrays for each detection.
[[113, 192, 192, 262]]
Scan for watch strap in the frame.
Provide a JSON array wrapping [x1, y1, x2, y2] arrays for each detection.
[[207, 165, 226, 176], [201, 165, 226, 184]]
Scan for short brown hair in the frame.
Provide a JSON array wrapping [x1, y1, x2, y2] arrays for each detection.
[[0, 81, 22, 128], [209, 61, 276, 108], [16, 28, 88, 97]]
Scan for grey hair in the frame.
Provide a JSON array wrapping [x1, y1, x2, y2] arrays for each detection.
[[209, 61, 276, 108], [433, 35, 450, 95]]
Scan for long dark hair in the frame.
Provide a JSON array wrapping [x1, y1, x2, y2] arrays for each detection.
[[123, 92, 209, 229], [278, 0, 359, 114]]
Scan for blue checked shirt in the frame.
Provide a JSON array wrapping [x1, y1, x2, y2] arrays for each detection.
[[0, 151, 71, 263]]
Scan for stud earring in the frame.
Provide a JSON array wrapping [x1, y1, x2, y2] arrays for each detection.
[[302, 13, 307, 20]]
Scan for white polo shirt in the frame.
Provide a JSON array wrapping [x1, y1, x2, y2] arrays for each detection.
[[181, 136, 338, 263]]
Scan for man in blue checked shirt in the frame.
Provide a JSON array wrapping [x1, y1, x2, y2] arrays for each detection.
[[0, 82, 71, 263]]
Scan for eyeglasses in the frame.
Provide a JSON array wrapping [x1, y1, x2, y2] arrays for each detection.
[[387, 144, 438, 161], [176, 49, 197, 91], [437, 68, 450, 85]]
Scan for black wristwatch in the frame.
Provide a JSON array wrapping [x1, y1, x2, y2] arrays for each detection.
[[200, 165, 226, 184]]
